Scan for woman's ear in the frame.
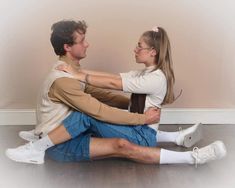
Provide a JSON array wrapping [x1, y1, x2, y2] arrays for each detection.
[[151, 49, 157, 57]]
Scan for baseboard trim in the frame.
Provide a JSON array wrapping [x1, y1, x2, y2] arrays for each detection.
[[0, 109, 36, 126], [160, 108, 235, 124], [0, 108, 235, 126]]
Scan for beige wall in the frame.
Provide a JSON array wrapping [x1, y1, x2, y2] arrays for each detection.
[[0, 0, 234, 109]]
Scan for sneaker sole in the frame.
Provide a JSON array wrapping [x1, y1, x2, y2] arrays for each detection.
[[183, 123, 202, 148], [5, 151, 44, 165]]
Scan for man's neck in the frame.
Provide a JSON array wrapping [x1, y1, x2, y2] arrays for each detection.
[[59, 56, 81, 69]]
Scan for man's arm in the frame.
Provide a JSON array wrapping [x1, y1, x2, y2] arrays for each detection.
[[84, 85, 129, 110], [48, 77, 146, 125]]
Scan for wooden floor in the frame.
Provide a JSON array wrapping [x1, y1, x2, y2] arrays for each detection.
[[1, 124, 234, 188]]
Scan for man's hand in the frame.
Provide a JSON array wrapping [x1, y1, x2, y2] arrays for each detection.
[[144, 107, 161, 124]]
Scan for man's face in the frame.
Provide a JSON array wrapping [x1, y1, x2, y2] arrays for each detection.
[[66, 31, 89, 61]]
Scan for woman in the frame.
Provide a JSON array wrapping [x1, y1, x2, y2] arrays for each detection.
[[57, 26, 174, 132], [6, 27, 226, 166]]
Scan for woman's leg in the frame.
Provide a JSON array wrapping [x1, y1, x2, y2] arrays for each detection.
[[157, 123, 202, 147], [46, 134, 161, 164], [47, 135, 227, 166], [89, 137, 161, 164]]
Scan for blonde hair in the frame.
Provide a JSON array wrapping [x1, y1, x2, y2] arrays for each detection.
[[142, 27, 175, 105]]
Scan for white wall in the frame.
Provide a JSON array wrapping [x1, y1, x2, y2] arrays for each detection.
[[0, 0, 235, 109]]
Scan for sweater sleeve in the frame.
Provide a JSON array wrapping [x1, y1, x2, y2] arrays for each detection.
[[84, 85, 129, 110], [48, 77, 145, 125]]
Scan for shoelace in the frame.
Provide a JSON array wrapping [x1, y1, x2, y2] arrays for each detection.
[[192, 145, 215, 168], [19, 141, 34, 151]]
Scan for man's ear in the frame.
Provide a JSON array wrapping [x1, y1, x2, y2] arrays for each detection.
[[64, 44, 71, 52]]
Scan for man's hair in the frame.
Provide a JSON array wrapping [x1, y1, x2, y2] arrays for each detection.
[[50, 20, 87, 56]]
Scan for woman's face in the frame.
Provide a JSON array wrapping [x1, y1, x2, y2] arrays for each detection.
[[134, 36, 156, 66]]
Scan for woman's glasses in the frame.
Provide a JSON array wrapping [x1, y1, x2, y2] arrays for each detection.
[[135, 45, 152, 52]]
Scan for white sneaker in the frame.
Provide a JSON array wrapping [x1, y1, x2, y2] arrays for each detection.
[[192, 140, 227, 167], [5, 142, 45, 164], [19, 129, 39, 142], [176, 123, 202, 148]]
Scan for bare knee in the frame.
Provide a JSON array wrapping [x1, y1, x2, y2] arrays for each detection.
[[116, 138, 133, 148], [113, 138, 136, 155], [113, 139, 160, 164]]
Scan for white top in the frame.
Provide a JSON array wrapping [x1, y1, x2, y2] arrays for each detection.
[[120, 66, 167, 130]]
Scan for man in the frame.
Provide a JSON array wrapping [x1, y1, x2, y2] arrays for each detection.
[[6, 20, 226, 165], [7, 20, 162, 163]]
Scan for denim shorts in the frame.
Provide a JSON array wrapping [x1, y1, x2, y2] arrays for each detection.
[[46, 111, 157, 162], [46, 132, 91, 162]]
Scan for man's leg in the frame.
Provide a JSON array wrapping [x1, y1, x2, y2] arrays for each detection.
[[31, 111, 157, 150]]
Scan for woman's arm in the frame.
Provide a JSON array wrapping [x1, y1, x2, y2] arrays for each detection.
[[80, 69, 120, 79], [57, 64, 123, 90], [85, 74, 123, 90]]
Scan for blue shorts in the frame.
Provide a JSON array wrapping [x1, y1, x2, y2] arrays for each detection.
[[46, 132, 91, 162], [46, 111, 157, 162]]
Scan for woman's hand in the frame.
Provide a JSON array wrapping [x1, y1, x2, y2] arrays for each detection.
[[56, 64, 86, 81], [56, 64, 79, 75], [56, 64, 122, 89]]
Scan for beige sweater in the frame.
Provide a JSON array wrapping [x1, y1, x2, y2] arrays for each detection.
[[35, 60, 75, 136]]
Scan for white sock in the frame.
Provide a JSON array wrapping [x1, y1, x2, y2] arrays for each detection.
[[159, 149, 194, 164], [32, 135, 54, 151], [157, 130, 179, 143]]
